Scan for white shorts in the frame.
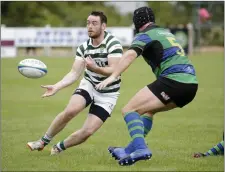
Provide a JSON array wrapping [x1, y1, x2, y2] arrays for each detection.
[[73, 78, 120, 121]]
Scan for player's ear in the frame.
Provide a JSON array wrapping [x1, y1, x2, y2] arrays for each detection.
[[102, 23, 106, 30]]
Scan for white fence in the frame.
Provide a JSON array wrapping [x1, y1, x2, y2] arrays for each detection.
[[1, 26, 134, 58], [1, 24, 194, 58]]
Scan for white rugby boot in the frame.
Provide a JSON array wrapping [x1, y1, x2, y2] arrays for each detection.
[[50, 145, 62, 155], [27, 140, 45, 151]]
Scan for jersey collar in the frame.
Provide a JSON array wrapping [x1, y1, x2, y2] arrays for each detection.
[[88, 31, 108, 47], [141, 24, 159, 33]]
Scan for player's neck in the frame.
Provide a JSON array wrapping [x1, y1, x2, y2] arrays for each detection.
[[139, 22, 153, 32], [92, 31, 105, 46]]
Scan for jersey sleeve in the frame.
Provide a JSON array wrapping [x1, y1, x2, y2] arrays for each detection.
[[107, 37, 123, 58], [75, 44, 85, 61], [128, 33, 152, 57]]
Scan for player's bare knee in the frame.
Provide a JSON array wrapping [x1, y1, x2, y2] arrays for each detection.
[[80, 128, 95, 139], [63, 107, 79, 121]]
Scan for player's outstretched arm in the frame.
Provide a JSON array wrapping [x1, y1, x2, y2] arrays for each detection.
[[110, 49, 137, 78], [41, 59, 85, 98], [95, 49, 137, 90]]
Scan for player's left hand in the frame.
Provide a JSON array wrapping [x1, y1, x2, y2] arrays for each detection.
[[95, 75, 116, 90], [85, 55, 97, 71]]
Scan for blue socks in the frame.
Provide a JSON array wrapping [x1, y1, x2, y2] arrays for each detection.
[[142, 115, 153, 137], [125, 114, 153, 153], [124, 112, 148, 150], [204, 140, 224, 156]]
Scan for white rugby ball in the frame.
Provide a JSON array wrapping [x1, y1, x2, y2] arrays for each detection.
[[18, 58, 47, 79]]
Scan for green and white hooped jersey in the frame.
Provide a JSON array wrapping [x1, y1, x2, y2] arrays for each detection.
[[75, 31, 123, 93]]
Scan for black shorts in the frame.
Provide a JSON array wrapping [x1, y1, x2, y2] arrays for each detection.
[[147, 77, 198, 108], [73, 88, 110, 122]]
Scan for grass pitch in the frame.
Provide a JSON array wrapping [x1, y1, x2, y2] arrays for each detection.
[[1, 52, 224, 171]]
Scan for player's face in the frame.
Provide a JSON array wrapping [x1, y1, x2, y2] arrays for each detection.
[[87, 15, 105, 39]]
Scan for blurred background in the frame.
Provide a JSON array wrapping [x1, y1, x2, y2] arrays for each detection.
[[1, 1, 224, 58]]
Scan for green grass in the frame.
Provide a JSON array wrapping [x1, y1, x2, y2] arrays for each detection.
[[1, 52, 224, 171]]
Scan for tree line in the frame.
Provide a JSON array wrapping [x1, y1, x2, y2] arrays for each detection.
[[1, 2, 223, 27]]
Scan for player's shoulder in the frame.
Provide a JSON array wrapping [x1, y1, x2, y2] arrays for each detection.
[[77, 39, 90, 51], [141, 25, 166, 35], [105, 31, 122, 45], [134, 32, 144, 38], [133, 31, 151, 42], [134, 26, 172, 41], [148, 26, 174, 38]]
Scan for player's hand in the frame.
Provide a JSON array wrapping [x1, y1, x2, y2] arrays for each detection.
[[95, 75, 116, 90], [41, 85, 59, 98], [193, 152, 205, 158], [85, 56, 97, 71]]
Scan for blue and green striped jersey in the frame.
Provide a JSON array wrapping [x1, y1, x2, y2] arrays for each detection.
[[129, 25, 198, 84]]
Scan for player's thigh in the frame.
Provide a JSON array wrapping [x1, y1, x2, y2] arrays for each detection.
[[122, 86, 176, 115], [65, 79, 94, 114], [64, 94, 87, 115], [89, 91, 120, 122], [81, 113, 104, 135], [148, 76, 198, 108], [124, 76, 198, 116], [73, 78, 94, 105]]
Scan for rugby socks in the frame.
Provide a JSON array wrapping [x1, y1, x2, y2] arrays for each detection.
[[204, 140, 224, 156], [56, 141, 66, 151], [41, 133, 52, 146], [124, 112, 147, 150], [125, 115, 153, 153], [142, 115, 153, 137]]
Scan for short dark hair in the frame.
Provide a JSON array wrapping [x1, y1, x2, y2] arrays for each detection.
[[90, 11, 107, 24]]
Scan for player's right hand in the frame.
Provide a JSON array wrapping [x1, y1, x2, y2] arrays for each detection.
[[193, 152, 205, 158], [41, 85, 59, 98]]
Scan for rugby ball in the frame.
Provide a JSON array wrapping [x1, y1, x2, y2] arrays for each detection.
[[18, 58, 47, 79]]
